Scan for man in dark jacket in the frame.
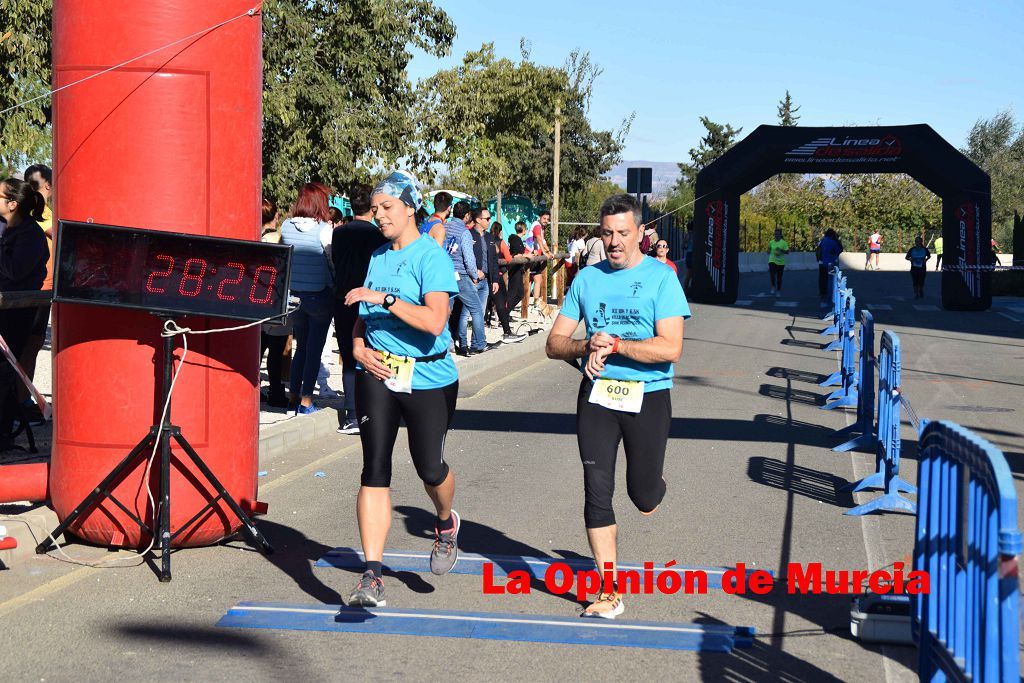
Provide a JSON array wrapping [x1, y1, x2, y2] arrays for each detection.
[[332, 183, 387, 434], [469, 209, 524, 344]]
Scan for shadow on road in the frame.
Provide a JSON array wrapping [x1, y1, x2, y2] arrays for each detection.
[[394, 505, 579, 606], [694, 611, 849, 682], [747, 456, 855, 508]]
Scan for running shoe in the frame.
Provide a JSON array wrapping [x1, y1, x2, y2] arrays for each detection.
[[581, 592, 624, 619], [346, 570, 386, 607], [501, 332, 527, 344], [295, 403, 320, 416], [430, 509, 460, 575], [337, 418, 360, 435]]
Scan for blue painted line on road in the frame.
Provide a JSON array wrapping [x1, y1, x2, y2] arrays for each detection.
[[217, 602, 755, 652], [315, 548, 772, 589]]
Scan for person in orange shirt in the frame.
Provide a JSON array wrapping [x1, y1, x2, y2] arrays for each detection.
[[18, 165, 53, 418]]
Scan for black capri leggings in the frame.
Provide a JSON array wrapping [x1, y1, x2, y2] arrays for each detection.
[[356, 370, 458, 488], [575, 379, 671, 528]]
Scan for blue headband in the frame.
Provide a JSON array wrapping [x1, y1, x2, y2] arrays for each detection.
[[372, 170, 423, 211]]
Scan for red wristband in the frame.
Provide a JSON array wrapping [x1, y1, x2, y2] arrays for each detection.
[[611, 336, 620, 354]]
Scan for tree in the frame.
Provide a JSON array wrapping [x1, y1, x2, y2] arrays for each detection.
[[262, 0, 454, 204], [777, 90, 800, 127], [412, 44, 631, 203], [676, 116, 742, 189], [961, 109, 1024, 245], [0, 0, 53, 175], [0, 1, 455, 199]]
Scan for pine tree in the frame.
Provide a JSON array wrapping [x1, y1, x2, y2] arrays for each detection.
[[777, 90, 801, 127]]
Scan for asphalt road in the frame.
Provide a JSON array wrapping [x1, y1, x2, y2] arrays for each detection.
[[1, 269, 1020, 682]]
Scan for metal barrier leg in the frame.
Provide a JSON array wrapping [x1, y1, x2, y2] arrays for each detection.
[[833, 432, 873, 452], [820, 371, 843, 387], [822, 390, 857, 410]]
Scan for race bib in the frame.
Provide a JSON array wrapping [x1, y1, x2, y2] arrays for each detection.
[[381, 351, 415, 394], [589, 378, 644, 413]]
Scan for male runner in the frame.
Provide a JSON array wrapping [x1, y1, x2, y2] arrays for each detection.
[[546, 193, 689, 619]]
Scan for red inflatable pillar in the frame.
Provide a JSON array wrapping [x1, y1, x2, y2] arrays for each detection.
[[50, 2, 263, 546]]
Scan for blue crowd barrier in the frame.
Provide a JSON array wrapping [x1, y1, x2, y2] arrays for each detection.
[[820, 267, 845, 325], [912, 420, 1021, 682], [845, 330, 917, 516], [823, 288, 851, 353], [833, 309, 876, 451], [822, 293, 859, 409]]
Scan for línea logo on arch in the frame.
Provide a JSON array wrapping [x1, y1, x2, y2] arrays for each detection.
[[785, 135, 903, 162]]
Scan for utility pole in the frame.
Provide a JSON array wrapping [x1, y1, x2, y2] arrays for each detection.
[[496, 189, 503, 232], [552, 101, 561, 255]]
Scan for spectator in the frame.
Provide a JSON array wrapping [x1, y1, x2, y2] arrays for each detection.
[[443, 202, 483, 355], [905, 236, 931, 299], [933, 235, 943, 271], [482, 217, 525, 344], [815, 228, 843, 304], [280, 182, 335, 415], [582, 225, 607, 267], [0, 178, 48, 436], [467, 207, 501, 352], [259, 196, 289, 408], [421, 192, 451, 247], [991, 237, 1002, 267], [332, 183, 387, 434], [566, 226, 587, 288], [682, 220, 696, 291], [653, 239, 677, 274], [525, 209, 552, 303], [328, 205, 346, 228], [642, 222, 658, 255], [507, 221, 528, 314], [486, 221, 525, 343], [19, 165, 53, 415]]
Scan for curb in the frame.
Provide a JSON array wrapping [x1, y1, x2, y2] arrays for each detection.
[[0, 505, 59, 569]]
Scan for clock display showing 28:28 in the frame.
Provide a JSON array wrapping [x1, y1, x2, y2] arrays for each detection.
[[144, 253, 278, 305]]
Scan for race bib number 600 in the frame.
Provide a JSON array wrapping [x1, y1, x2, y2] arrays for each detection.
[[589, 378, 644, 413], [381, 351, 415, 394]]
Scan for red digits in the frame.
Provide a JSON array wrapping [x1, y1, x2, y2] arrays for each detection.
[[179, 258, 207, 297], [216, 262, 246, 301], [145, 255, 175, 294], [249, 265, 277, 304]]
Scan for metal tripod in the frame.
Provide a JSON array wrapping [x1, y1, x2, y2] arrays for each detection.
[[36, 318, 273, 581]]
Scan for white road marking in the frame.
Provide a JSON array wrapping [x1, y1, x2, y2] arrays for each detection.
[[866, 304, 892, 311], [912, 304, 939, 311]]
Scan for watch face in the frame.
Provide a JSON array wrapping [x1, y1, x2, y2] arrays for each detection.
[[54, 220, 293, 321]]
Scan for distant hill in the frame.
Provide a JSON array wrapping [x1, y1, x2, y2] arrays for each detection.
[[605, 160, 682, 198]]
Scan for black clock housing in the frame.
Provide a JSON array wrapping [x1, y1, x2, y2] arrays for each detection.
[[53, 220, 293, 322]]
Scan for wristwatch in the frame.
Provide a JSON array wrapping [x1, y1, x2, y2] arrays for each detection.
[[382, 293, 397, 310]]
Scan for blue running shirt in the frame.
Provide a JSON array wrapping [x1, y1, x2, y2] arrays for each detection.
[[559, 256, 691, 392], [360, 235, 459, 389]]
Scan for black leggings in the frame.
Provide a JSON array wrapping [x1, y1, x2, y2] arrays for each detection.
[[575, 379, 671, 528], [768, 262, 784, 290], [911, 266, 926, 288], [356, 371, 458, 488]]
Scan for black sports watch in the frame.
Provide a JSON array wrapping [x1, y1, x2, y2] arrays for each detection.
[[382, 293, 397, 310]]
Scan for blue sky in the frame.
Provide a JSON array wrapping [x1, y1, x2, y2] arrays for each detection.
[[408, 0, 1022, 163]]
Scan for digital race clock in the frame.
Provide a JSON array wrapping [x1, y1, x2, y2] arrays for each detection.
[[53, 220, 293, 322]]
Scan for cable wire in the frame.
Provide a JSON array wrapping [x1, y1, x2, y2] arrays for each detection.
[[0, 4, 263, 116]]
